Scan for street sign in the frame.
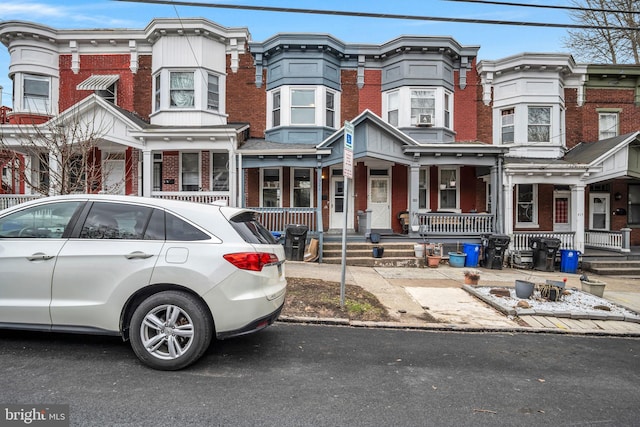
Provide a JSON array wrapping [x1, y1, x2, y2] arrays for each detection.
[[343, 121, 354, 179]]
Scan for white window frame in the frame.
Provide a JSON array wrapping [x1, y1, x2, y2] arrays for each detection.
[[598, 111, 619, 140], [211, 151, 229, 192], [290, 88, 316, 125], [261, 168, 282, 207], [154, 74, 161, 112], [501, 108, 515, 144], [170, 71, 195, 109], [22, 74, 51, 113], [516, 183, 538, 227], [527, 106, 551, 143], [325, 91, 336, 129], [180, 152, 201, 192], [410, 89, 436, 126], [207, 73, 220, 111], [272, 90, 281, 127], [438, 168, 460, 212], [387, 91, 399, 126], [291, 168, 314, 208]]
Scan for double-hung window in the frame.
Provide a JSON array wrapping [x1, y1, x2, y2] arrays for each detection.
[[211, 152, 229, 191], [516, 184, 537, 226], [154, 75, 161, 112], [292, 168, 312, 207], [181, 152, 199, 191], [170, 72, 195, 108], [326, 92, 335, 128], [419, 169, 429, 210], [207, 74, 219, 111], [411, 89, 436, 126], [439, 168, 457, 210], [387, 91, 399, 126], [272, 91, 281, 127], [262, 169, 281, 207], [501, 108, 515, 144], [23, 74, 50, 113], [598, 112, 619, 139], [291, 89, 315, 125], [527, 107, 551, 143]]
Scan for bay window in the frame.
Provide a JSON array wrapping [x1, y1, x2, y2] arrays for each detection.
[[272, 91, 281, 127], [388, 91, 399, 126], [291, 89, 315, 124], [501, 108, 514, 144], [207, 74, 219, 111], [326, 92, 335, 128], [411, 89, 436, 126]]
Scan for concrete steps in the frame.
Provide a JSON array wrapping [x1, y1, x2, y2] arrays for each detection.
[[582, 259, 640, 276], [321, 242, 430, 267]]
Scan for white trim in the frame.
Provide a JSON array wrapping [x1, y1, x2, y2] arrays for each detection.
[[260, 167, 282, 208], [515, 183, 539, 228], [179, 151, 201, 192], [290, 167, 314, 208], [438, 167, 460, 211]]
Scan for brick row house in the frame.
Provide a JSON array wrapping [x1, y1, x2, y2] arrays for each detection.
[[1, 18, 639, 256]]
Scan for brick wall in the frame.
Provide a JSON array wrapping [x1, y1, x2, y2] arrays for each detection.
[[227, 45, 266, 138], [133, 55, 152, 122], [359, 70, 382, 116], [454, 61, 480, 142], [577, 87, 640, 143], [341, 69, 360, 122]]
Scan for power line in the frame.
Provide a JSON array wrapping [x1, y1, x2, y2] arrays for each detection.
[[444, 0, 640, 15], [112, 0, 640, 30]]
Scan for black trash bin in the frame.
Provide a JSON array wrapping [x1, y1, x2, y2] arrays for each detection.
[[481, 234, 511, 270], [284, 224, 309, 261], [530, 237, 561, 271]]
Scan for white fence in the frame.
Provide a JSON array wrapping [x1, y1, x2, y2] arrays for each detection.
[[510, 232, 576, 252], [249, 207, 317, 234], [414, 212, 495, 236]]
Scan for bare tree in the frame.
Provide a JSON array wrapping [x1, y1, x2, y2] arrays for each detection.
[[0, 98, 132, 196], [564, 0, 640, 64]]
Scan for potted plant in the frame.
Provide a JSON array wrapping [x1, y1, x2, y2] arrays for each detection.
[[580, 274, 606, 298], [426, 243, 442, 268], [463, 269, 481, 285]]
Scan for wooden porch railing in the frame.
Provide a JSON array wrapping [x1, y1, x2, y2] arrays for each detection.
[[152, 192, 230, 205], [0, 194, 42, 210], [249, 207, 317, 234], [413, 212, 495, 236], [585, 229, 631, 252], [510, 231, 576, 252]]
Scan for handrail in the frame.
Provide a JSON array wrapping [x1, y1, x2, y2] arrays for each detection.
[[413, 212, 495, 235]]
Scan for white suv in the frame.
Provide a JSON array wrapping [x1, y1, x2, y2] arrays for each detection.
[[0, 195, 287, 370]]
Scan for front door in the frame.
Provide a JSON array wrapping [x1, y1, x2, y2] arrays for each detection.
[[590, 194, 610, 230], [329, 173, 353, 229], [369, 171, 390, 230], [553, 191, 571, 232]]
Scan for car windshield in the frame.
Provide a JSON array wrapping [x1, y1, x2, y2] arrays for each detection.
[[229, 211, 277, 245]]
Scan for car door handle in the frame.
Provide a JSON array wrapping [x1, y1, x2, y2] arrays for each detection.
[[27, 253, 55, 261], [125, 251, 154, 259]]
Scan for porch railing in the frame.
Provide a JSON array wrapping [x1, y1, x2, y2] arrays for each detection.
[[151, 192, 230, 205], [510, 231, 576, 252], [585, 229, 630, 252], [249, 207, 317, 235], [413, 212, 495, 236], [0, 194, 42, 211]]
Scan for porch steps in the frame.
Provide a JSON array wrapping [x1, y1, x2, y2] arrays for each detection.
[[582, 259, 640, 276], [321, 242, 429, 267]]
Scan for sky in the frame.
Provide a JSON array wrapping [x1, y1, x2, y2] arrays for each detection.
[[0, 0, 577, 108]]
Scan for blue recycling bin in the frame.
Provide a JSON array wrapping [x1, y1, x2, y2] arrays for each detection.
[[462, 243, 481, 267], [560, 249, 580, 273]]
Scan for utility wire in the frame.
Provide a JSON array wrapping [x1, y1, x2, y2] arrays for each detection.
[[444, 0, 640, 15], [112, 0, 640, 30]]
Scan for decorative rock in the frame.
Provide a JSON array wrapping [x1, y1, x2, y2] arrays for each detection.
[[594, 305, 611, 311], [516, 300, 531, 309], [490, 288, 511, 298]]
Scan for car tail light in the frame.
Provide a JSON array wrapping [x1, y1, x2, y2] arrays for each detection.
[[223, 252, 280, 272]]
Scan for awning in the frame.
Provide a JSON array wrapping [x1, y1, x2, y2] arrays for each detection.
[[76, 74, 120, 91]]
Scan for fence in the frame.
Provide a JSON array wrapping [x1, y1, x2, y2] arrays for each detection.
[[249, 207, 317, 234]]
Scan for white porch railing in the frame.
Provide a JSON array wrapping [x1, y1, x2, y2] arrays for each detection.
[[413, 212, 495, 236], [0, 194, 42, 210], [585, 229, 630, 252], [151, 192, 230, 205], [249, 207, 317, 234], [510, 231, 576, 252]]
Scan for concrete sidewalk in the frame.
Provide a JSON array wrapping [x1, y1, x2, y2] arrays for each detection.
[[283, 261, 640, 335]]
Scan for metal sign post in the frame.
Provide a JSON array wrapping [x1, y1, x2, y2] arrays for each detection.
[[340, 121, 354, 308]]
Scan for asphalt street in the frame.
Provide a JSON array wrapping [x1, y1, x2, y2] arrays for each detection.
[[1, 324, 639, 426]]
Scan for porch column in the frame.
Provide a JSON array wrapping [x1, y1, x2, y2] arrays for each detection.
[[48, 151, 59, 196], [141, 149, 152, 197], [503, 175, 514, 240], [409, 164, 420, 236], [571, 183, 586, 253], [237, 153, 244, 207], [316, 163, 324, 262], [228, 147, 236, 207]]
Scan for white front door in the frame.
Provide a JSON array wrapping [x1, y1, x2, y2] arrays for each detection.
[[590, 194, 610, 230], [369, 173, 390, 229], [104, 159, 125, 194], [329, 175, 353, 229], [553, 191, 571, 232]]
